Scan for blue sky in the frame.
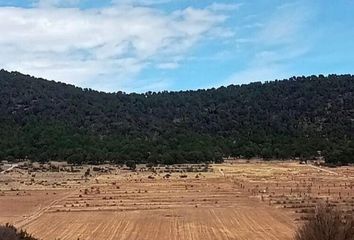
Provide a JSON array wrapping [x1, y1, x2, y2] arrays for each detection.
[[0, 0, 353, 92]]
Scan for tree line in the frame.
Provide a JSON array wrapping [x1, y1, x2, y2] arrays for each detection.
[[0, 70, 353, 165]]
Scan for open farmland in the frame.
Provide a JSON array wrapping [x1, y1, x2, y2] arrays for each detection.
[[216, 161, 354, 221], [1, 161, 353, 240]]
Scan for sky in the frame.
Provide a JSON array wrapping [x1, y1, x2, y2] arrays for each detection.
[[0, 0, 353, 93]]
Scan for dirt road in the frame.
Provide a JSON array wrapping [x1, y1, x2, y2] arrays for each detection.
[[0, 164, 18, 174]]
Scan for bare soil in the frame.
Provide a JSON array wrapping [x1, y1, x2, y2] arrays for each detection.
[[0, 161, 352, 240]]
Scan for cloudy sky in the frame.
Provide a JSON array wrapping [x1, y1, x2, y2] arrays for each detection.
[[0, 0, 353, 92]]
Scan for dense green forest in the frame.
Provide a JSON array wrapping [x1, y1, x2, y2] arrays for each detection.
[[0, 69, 353, 165]]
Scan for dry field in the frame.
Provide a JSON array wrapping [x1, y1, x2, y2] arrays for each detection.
[[216, 161, 354, 220], [0, 161, 353, 240]]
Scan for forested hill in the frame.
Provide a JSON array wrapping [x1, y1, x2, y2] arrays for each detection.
[[0, 69, 353, 165]]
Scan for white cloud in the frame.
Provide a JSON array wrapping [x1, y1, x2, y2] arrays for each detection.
[[0, 3, 230, 92], [223, 48, 308, 86], [112, 0, 171, 6], [258, 1, 313, 45], [223, 1, 316, 86], [122, 77, 173, 93], [157, 62, 179, 69], [208, 3, 243, 12], [36, 0, 81, 8]]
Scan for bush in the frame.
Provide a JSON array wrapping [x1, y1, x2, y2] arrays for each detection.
[[0, 224, 38, 240], [0, 225, 18, 240], [295, 204, 354, 240], [126, 160, 136, 170]]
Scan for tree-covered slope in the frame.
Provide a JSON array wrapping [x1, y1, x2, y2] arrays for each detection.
[[0, 69, 353, 164]]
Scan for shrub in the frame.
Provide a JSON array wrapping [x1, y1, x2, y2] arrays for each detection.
[[126, 161, 136, 170], [0, 224, 18, 240], [295, 204, 354, 240], [0, 224, 38, 240]]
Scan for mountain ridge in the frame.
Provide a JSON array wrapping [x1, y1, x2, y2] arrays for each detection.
[[0, 69, 353, 164]]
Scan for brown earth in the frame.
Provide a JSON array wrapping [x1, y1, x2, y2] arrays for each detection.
[[0, 162, 353, 240]]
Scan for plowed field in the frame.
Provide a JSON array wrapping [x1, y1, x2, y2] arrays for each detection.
[[1, 162, 352, 240]]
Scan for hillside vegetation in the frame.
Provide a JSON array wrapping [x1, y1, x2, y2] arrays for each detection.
[[0, 70, 353, 164]]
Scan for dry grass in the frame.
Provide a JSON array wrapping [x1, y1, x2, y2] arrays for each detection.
[[295, 204, 354, 240], [0, 161, 353, 240]]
